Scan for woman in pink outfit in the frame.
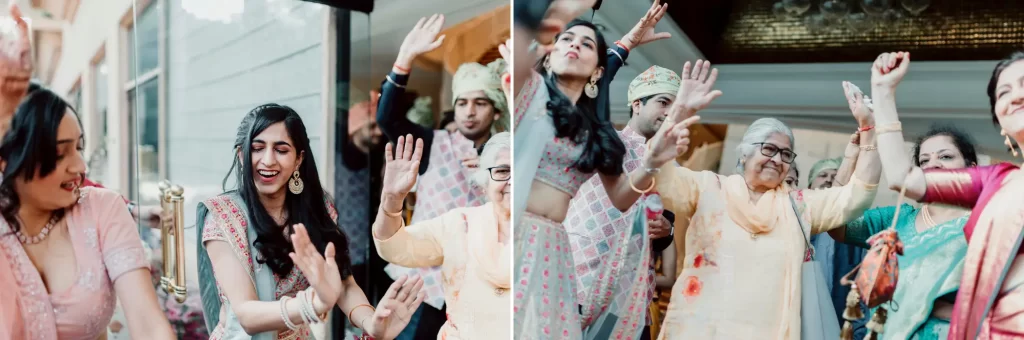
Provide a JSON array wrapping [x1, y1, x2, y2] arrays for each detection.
[[0, 85, 176, 339]]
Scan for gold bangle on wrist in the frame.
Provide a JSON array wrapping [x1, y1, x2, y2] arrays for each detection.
[[876, 122, 902, 135], [629, 172, 656, 194], [859, 144, 878, 151], [381, 207, 403, 218]]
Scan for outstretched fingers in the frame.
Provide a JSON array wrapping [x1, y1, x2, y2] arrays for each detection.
[[411, 138, 425, 163], [403, 134, 415, 161]]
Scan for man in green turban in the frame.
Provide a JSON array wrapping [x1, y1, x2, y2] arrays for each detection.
[[808, 157, 843, 189]]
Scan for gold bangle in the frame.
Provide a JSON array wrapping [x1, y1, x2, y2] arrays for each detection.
[[876, 122, 902, 135], [348, 303, 375, 327], [629, 173, 656, 194], [859, 144, 877, 151]]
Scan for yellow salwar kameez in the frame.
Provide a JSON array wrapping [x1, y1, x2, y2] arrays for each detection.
[[655, 166, 877, 340], [374, 202, 511, 340]]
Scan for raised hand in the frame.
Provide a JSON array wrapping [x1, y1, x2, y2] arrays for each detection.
[[0, 3, 32, 107], [538, 0, 598, 44], [365, 275, 426, 340], [382, 134, 424, 198], [395, 14, 446, 72], [871, 51, 910, 92], [288, 224, 343, 316], [842, 81, 873, 126], [644, 115, 702, 170], [498, 38, 512, 104], [668, 60, 722, 122], [620, 1, 671, 50]]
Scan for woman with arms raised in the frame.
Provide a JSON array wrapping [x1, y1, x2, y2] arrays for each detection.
[[642, 61, 882, 338], [196, 104, 424, 340], [372, 132, 511, 339], [869, 50, 1024, 340], [513, 1, 679, 338]]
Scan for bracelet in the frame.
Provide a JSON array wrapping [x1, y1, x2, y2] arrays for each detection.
[[392, 63, 410, 73], [280, 296, 299, 330], [629, 173, 656, 194], [303, 290, 327, 324], [298, 291, 317, 325], [385, 75, 406, 89], [859, 144, 878, 151], [644, 167, 661, 174], [614, 40, 631, 53], [348, 303, 375, 328], [858, 125, 874, 132], [876, 122, 902, 135]]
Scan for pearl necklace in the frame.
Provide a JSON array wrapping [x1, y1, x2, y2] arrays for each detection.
[[15, 214, 61, 245]]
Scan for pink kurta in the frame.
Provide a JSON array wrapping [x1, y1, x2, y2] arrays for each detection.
[[0, 187, 148, 340], [654, 167, 877, 340], [375, 202, 511, 340]]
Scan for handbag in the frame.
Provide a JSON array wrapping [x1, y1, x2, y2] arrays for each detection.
[[839, 185, 907, 340], [790, 194, 842, 340]]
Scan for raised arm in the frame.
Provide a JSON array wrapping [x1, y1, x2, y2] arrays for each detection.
[[829, 205, 898, 246], [95, 189, 175, 340], [600, 60, 721, 211], [834, 133, 860, 187], [803, 83, 882, 234], [869, 52, 929, 201], [372, 135, 445, 267], [377, 14, 446, 174]]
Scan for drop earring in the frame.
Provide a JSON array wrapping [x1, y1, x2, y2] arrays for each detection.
[[1003, 129, 1019, 157], [543, 58, 551, 74], [289, 171, 304, 194], [584, 78, 599, 98]]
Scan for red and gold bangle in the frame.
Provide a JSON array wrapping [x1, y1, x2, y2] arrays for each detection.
[[392, 63, 410, 73], [858, 125, 874, 132], [614, 40, 631, 53]]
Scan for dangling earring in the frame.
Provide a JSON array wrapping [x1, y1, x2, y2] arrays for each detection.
[[542, 58, 551, 74], [1003, 129, 1019, 157], [289, 171, 304, 194], [584, 77, 599, 98]]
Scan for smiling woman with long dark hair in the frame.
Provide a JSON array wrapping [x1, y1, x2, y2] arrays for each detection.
[[196, 104, 426, 340]]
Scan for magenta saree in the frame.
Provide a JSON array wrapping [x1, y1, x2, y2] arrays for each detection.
[[921, 163, 1024, 339]]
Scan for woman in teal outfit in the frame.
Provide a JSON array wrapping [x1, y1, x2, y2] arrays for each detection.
[[832, 125, 977, 339]]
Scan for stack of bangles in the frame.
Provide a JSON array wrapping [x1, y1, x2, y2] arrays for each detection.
[[279, 289, 329, 331], [857, 125, 877, 151]]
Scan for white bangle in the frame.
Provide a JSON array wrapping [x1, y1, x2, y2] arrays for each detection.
[[280, 296, 299, 330], [299, 291, 318, 325]]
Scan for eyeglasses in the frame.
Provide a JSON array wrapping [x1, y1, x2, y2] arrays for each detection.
[[488, 166, 511, 181], [752, 143, 797, 164]]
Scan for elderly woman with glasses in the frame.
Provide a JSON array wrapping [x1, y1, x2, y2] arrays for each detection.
[[643, 107, 882, 338], [372, 132, 511, 339]]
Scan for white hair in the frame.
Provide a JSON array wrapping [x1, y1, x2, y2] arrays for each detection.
[[473, 132, 511, 188], [734, 118, 795, 174]]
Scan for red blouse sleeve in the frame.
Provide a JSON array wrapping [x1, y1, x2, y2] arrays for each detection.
[[922, 164, 1016, 209]]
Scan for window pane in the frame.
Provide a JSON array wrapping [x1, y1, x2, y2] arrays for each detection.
[[128, 2, 160, 79], [135, 78, 160, 205], [88, 60, 110, 186]]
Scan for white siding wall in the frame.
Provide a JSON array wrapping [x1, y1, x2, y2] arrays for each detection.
[[166, 0, 328, 229]]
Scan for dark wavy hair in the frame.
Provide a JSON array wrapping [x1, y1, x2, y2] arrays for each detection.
[[987, 51, 1024, 125], [911, 124, 979, 167], [0, 85, 79, 233], [535, 20, 625, 175], [232, 104, 351, 278]]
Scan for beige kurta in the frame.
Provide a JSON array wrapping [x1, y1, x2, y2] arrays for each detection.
[[655, 166, 877, 340], [374, 203, 511, 340]]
